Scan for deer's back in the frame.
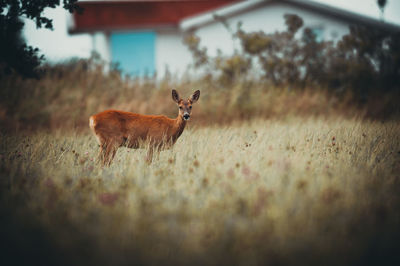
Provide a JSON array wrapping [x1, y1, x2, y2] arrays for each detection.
[[90, 110, 175, 145]]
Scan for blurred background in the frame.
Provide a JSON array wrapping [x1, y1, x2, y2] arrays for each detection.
[[23, 0, 400, 73], [1, 0, 400, 130], [22, 0, 400, 76]]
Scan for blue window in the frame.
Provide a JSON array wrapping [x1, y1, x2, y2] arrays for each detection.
[[110, 31, 155, 76], [311, 27, 324, 42]]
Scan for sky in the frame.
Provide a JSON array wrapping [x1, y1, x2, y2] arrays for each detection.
[[23, 0, 400, 62]]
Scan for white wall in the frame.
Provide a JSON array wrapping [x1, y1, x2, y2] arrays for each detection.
[[22, 1, 400, 64], [92, 32, 111, 63], [23, 6, 92, 62], [91, 2, 352, 77], [155, 30, 193, 76], [191, 2, 350, 57]]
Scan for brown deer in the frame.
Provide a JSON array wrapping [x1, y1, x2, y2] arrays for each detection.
[[89, 90, 200, 165]]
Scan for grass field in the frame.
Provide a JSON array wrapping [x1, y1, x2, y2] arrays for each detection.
[[1, 117, 399, 265]]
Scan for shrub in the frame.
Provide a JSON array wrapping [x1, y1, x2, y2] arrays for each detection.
[[184, 14, 400, 97]]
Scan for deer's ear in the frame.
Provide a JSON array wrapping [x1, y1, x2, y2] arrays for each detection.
[[190, 90, 200, 103], [172, 90, 180, 103]]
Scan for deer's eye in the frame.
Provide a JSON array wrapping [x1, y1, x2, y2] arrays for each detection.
[[189, 106, 192, 109], [179, 106, 183, 109]]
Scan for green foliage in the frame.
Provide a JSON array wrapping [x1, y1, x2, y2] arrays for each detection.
[[377, 0, 387, 13], [334, 26, 400, 95], [184, 13, 400, 97], [0, 0, 80, 77], [284, 13, 304, 35], [214, 52, 252, 85], [183, 33, 209, 68], [237, 30, 272, 55]]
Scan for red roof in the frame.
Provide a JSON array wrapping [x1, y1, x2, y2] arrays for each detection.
[[71, 0, 239, 33]]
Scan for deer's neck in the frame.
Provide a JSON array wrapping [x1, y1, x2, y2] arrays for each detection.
[[172, 115, 187, 142]]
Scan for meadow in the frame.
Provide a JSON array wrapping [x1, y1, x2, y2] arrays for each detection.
[[1, 57, 400, 265], [1, 117, 399, 265], [1, 9, 400, 265]]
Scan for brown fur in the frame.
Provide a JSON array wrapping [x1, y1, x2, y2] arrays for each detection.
[[89, 90, 200, 165]]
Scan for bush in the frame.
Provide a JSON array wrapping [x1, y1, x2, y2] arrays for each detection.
[[184, 14, 400, 97]]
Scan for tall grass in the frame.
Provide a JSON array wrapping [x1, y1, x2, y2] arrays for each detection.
[[2, 58, 398, 132], [1, 118, 399, 265]]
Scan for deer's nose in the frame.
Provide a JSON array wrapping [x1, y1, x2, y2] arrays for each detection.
[[183, 113, 190, 120]]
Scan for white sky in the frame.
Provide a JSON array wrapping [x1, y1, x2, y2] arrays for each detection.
[[23, 0, 400, 62]]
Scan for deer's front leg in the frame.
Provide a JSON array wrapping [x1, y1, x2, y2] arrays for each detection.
[[145, 142, 163, 164]]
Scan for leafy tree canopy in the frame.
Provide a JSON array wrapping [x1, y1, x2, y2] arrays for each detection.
[[0, 0, 80, 77]]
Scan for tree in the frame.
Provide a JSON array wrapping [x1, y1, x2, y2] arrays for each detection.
[[0, 0, 80, 77], [377, 0, 387, 20]]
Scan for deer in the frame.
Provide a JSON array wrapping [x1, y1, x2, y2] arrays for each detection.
[[89, 90, 200, 165]]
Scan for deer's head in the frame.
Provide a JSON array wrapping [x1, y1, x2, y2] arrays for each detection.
[[172, 90, 200, 121]]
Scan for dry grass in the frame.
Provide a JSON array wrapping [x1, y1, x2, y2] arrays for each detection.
[[2, 59, 393, 132], [1, 118, 400, 265]]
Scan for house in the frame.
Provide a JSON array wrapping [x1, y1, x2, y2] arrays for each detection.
[[69, 0, 400, 77]]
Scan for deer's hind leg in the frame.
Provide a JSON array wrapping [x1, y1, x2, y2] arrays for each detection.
[[97, 135, 122, 166], [104, 142, 118, 166]]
